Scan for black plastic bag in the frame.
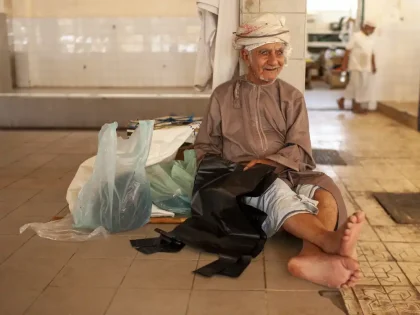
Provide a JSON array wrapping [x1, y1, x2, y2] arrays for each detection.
[[131, 155, 277, 277]]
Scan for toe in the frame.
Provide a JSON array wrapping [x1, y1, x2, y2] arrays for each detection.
[[343, 257, 360, 271], [353, 271, 362, 279], [349, 215, 357, 224], [355, 211, 366, 223]]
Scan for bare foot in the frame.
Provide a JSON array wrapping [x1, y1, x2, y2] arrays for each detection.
[[288, 253, 360, 288], [321, 211, 365, 259], [339, 211, 365, 258], [337, 98, 345, 110], [342, 270, 362, 288]]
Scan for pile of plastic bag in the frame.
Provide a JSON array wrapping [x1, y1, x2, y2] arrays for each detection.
[[20, 121, 198, 241]]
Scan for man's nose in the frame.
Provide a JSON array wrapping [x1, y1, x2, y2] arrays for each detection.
[[267, 52, 278, 65]]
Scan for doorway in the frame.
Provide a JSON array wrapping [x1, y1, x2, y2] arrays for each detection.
[[304, 0, 359, 110]]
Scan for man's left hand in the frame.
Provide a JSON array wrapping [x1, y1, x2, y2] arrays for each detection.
[[243, 159, 277, 171]]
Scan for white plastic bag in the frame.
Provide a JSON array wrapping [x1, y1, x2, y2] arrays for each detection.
[[72, 121, 154, 233], [20, 121, 154, 241], [20, 214, 109, 241]]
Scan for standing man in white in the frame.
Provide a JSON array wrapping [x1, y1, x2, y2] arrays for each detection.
[[337, 20, 377, 114]]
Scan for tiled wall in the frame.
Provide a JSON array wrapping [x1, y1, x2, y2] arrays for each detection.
[[365, 0, 420, 103], [241, 0, 307, 92], [6, 0, 201, 88]]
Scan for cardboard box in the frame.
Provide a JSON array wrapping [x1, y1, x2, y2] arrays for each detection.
[[325, 70, 348, 89]]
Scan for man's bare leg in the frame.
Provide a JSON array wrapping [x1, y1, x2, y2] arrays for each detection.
[[286, 190, 363, 288], [281, 205, 365, 259], [337, 97, 345, 110]]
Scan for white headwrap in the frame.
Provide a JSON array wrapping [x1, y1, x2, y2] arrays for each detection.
[[233, 13, 292, 57]]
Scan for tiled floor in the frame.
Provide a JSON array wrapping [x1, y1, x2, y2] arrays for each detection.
[[1, 111, 420, 314]]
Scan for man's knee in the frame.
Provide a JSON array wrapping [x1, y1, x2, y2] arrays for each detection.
[[313, 189, 337, 209]]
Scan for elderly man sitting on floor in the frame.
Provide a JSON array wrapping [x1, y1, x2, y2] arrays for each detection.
[[194, 13, 365, 288]]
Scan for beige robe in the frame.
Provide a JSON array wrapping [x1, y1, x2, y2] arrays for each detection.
[[194, 76, 348, 227]]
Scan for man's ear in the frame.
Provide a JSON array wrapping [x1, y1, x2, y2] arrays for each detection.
[[241, 49, 250, 65]]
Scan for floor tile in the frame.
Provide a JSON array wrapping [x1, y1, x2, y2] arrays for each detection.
[[0, 188, 42, 203], [342, 178, 382, 192], [8, 153, 57, 169], [398, 262, 420, 286], [11, 200, 67, 218], [0, 177, 21, 189], [395, 225, 420, 243], [136, 245, 200, 260], [340, 288, 364, 315], [374, 226, 406, 242], [10, 236, 79, 262], [384, 286, 420, 314], [369, 261, 410, 286], [29, 188, 68, 203], [377, 179, 420, 193], [0, 257, 65, 290], [0, 200, 23, 220], [358, 241, 394, 262], [199, 250, 264, 261], [28, 168, 70, 181], [411, 180, 420, 190], [0, 234, 31, 263], [267, 291, 346, 315], [51, 257, 132, 288], [187, 290, 267, 315], [352, 193, 397, 226], [7, 178, 58, 189], [353, 286, 398, 315], [106, 288, 190, 315], [385, 243, 420, 262], [122, 260, 197, 290], [265, 260, 327, 290], [359, 223, 380, 241], [359, 262, 380, 285], [0, 288, 41, 315], [26, 287, 115, 315], [193, 260, 265, 290], [264, 232, 302, 261], [74, 236, 137, 259], [0, 214, 48, 235]]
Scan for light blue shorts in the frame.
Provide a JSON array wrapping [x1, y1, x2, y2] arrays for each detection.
[[243, 178, 319, 237]]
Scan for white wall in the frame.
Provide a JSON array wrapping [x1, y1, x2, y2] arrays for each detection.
[[7, 0, 201, 88], [365, 0, 420, 103], [241, 0, 307, 92]]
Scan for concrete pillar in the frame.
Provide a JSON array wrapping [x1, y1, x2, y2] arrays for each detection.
[[0, 4, 12, 92]]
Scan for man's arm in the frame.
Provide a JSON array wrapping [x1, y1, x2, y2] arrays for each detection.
[[341, 49, 351, 71], [372, 53, 377, 74], [194, 94, 222, 161], [265, 97, 315, 172]]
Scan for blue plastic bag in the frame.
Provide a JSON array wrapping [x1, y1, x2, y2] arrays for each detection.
[[72, 121, 154, 233], [146, 149, 196, 215]]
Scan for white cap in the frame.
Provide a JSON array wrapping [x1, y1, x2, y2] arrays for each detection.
[[364, 18, 377, 28]]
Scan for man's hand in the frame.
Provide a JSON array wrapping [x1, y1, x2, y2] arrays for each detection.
[[243, 159, 277, 171], [372, 66, 377, 74]]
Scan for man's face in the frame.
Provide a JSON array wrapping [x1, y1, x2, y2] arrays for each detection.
[[242, 42, 286, 84], [363, 25, 376, 36]]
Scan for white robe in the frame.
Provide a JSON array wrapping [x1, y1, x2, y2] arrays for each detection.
[[194, 0, 239, 91]]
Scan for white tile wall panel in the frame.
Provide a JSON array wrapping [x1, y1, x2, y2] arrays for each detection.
[[260, 0, 306, 13]]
